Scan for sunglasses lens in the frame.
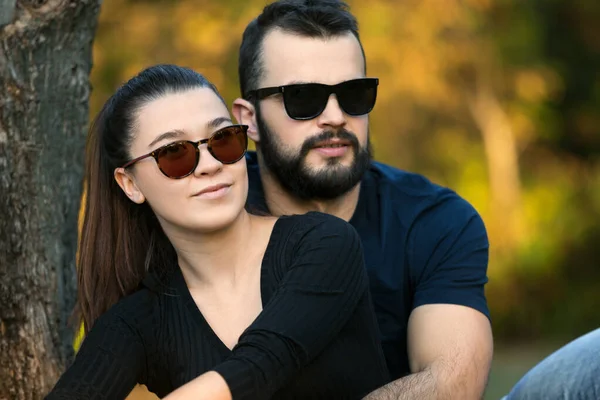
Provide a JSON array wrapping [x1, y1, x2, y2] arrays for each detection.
[[157, 141, 198, 178], [209, 125, 248, 164], [282, 79, 378, 120], [283, 84, 327, 120], [337, 79, 378, 116]]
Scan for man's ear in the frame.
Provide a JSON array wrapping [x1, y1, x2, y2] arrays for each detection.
[[114, 167, 146, 204], [232, 98, 260, 143]]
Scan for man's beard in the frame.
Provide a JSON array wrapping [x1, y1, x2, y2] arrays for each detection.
[[255, 108, 372, 201]]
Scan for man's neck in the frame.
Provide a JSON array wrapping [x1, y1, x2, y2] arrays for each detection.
[[259, 167, 361, 222]]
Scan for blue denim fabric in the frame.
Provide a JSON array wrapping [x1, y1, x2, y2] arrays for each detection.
[[502, 328, 600, 400]]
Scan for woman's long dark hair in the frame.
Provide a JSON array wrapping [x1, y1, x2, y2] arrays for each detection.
[[75, 64, 224, 334]]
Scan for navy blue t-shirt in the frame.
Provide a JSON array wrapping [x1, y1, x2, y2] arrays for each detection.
[[245, 152, 490, 379]]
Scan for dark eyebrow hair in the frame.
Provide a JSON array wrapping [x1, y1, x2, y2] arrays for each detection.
[[147, 117, 233, 149], [283, 77, 366, 87], [147, 129, 185, 149], [206, 116, 232, 130], [284, 80, 312, 86]]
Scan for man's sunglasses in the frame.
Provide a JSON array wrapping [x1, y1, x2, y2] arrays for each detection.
[[246, 78, 379, 120], [121, 124, 248, 179]]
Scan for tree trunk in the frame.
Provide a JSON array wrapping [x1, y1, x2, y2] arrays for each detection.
[[0, 1, 101, 398]]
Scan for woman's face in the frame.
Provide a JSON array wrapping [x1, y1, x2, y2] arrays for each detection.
[[115, 88, 248, 235]]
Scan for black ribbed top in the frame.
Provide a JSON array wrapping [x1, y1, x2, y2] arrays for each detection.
[[46, 212, 390, 400]]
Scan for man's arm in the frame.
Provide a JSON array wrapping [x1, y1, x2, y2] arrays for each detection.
[[364, 193, 493, 399], [364, 304, 493, 399]]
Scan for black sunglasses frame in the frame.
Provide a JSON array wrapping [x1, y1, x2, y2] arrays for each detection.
[[121, 124, 249, 179], [246, 78, 379, 120]]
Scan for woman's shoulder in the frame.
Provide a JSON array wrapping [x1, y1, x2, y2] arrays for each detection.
[[272, 211, 359, 250], [92, 287, 159, 332], [278, 211, 353, 231]]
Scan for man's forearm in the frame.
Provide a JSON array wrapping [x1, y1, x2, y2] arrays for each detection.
[[362, 369, 438, 400], [362, 364, 485, 400]]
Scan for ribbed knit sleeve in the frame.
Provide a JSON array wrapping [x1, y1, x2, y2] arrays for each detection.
[[213, 212, 368, 399], [45, 292, 151, 400]]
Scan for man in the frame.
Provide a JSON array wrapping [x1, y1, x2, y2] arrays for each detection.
[[232, 0, 493, 398]]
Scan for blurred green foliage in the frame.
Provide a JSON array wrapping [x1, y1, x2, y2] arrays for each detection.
[[90, 0, 600, 343]]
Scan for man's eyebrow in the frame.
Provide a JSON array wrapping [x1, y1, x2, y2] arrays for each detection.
[[282, 78, 363, 86], [286, 80, 312, 85], [147, 129, 186, 149]]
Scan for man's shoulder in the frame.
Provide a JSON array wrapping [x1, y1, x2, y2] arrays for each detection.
[[367, 161, 439, 191], [363, 161, 484, 232], [366, 161, 460, 208]]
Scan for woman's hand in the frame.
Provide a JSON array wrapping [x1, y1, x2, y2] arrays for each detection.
[[163, 371, 232, 400]]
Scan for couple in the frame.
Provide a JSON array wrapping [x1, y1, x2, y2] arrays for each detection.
[[47, 1, 599, 399]]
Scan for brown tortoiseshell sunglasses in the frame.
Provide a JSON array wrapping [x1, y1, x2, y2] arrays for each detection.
[[121, 125, 248, 179]]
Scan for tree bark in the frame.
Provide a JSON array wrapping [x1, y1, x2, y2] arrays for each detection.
[[0, 1, 101, 398]]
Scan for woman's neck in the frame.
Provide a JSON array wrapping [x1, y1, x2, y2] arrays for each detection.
[[163, 211, 269, 290]]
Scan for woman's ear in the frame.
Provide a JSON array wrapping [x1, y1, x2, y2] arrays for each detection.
[[232, 98, 260, 143], [114, 167, 146, 204]]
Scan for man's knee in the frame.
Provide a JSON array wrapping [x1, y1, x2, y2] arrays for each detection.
[[505, 328, 600, 400]]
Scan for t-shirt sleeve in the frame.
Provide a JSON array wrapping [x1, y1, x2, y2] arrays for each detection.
[[45, 304, 148, 399], [213, 214, 369, 399], [409, 194, 490, 318]]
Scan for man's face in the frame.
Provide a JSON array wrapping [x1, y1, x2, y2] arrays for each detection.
[[254, 29, 373, 201]]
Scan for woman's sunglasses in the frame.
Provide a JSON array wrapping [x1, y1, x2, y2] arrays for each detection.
[[121, 124, 248, 179], [246, 78, 379, 120]]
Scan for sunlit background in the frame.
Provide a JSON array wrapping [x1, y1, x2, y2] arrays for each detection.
[[88, 1, 600, 398]]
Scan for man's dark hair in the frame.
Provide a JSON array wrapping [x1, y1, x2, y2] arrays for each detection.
[[239, 0, 365, 99]]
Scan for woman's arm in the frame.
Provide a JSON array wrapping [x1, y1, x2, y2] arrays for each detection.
[[166, 213, 369, 400], [45, 305, 148, 399], [163, 371, 231, 400]]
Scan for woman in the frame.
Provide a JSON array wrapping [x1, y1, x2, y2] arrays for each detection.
[[46, 64, 389, 400]]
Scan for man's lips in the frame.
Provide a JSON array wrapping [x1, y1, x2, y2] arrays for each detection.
[[312, 138, 352, 149], [311, 139, 352, 157]]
